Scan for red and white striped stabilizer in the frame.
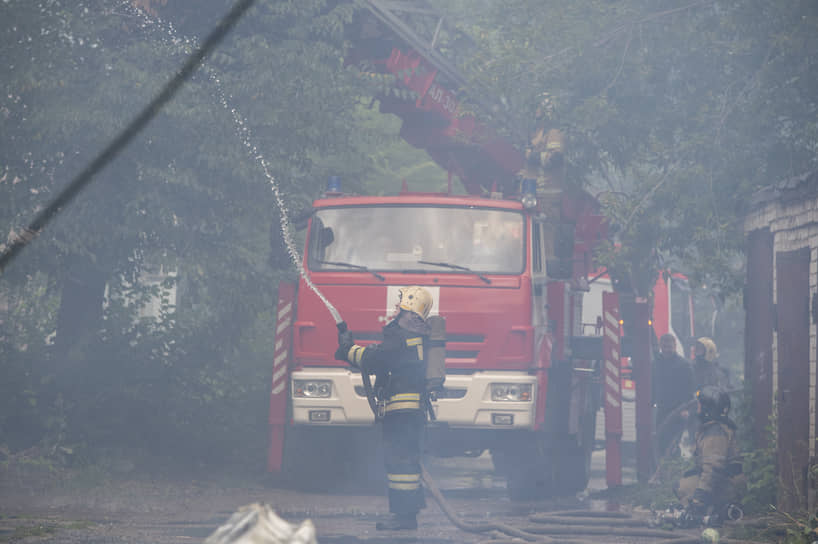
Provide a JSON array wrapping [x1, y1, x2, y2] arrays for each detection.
[[267, 281, 295, 472], [602, 291, 623, 487]]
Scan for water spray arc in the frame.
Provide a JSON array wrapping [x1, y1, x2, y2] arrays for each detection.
[[0, 0, 259, 272], [130, 4, 342, 325], [261, 159, 342, 324]]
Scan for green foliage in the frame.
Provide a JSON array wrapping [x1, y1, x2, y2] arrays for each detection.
[[319, 104, 451, 196], [3, 0, 811, 483], [734, 385, 777, 516], [0, 524, 57, 542], [440, 0, 818, 296], [592, 453, 690, 512], [0, 0, 384, 468]]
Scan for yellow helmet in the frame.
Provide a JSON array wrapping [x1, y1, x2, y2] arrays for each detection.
[[696, 337, 719, 363], [398, 286, 433, 321]]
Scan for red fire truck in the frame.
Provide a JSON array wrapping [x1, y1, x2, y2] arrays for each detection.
[[266, 1, 613, 500], [268, 179, 607, 499]]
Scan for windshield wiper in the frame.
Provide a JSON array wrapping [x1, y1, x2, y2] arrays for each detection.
[[417, 260, 492, 284], [317, 260, 385, 281]]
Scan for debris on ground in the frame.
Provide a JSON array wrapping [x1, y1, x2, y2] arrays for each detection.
[[204, 503, 317, 544]]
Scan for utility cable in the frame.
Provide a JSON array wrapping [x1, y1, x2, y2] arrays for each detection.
[[0, 0, 258, 273]]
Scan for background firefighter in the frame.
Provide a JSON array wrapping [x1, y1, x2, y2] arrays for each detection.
[[674, 386, 745, 527], [520, 126, 565, 194], [335, 286, 433, 531], [693, 337, 730, 389], [652, 333, 695, 458]]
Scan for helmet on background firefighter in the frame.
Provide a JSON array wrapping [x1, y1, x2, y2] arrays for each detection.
[[696, 386, 730, 421], [695, 337, 719, 363], [398, 286, 433, 321]]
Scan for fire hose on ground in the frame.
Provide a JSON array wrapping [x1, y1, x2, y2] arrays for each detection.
[[419, 463, 760, 544], [303, 281, 759, 543]]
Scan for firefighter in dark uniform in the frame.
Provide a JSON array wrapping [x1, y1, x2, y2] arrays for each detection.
[[335, 286, 433, 531], [675, 386, 745, 527]]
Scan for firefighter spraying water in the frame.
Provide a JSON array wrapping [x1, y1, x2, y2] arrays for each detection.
[[334, 286, 438, 531]]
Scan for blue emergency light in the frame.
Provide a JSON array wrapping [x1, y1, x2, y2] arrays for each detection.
[[326, 176, 342, 195]]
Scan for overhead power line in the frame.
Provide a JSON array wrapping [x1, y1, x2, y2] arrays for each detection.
[[0, 0, 259, 273]]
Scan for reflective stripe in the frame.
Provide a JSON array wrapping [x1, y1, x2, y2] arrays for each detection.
[[385, 400, 421, 412], [390, 393, 421, 402], [386, 393, 421, 412], [388, 473, 420, 482], [406, 337, 423, 360], [388, 473, 420, 490], [389, 481, 421, 490], [347, 345, 365, 364]]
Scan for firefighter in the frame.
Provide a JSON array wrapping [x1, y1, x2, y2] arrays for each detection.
[[520, 127, 565, 194], [335, 286, 433, 531], [652, 333, 694, 457], [518, 96, 565, 194], [693, 337, 729, 389], [675, 386, 745, 527]]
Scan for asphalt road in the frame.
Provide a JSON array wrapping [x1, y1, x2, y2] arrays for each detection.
[[0, 450, 691, 544]]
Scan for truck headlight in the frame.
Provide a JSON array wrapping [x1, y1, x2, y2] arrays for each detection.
[[490, 383, 532, 402], [293, 380, 332, 398]]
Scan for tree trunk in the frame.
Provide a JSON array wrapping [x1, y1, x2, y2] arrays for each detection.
[[55, 256, 107, 361]]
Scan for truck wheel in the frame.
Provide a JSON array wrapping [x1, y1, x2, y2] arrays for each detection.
[[552, 402, 597, 495], [489, 448, 510, 476], [552, 441, 592, 495], [492, 435, 553, 501], [506, 458, 552, 501]]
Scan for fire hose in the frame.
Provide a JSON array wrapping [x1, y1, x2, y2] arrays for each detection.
[[419, 462, 744, 544], [419, 395, 756, 543]]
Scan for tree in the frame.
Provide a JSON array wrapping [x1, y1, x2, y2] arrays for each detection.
[[0, 0, 391, 463], [440, 0, 818, 296]]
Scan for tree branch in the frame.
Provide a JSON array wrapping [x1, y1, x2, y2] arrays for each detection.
[[622, 173, 668, 231], [602, 26, 633, 94], [594, 0, 712, 48]]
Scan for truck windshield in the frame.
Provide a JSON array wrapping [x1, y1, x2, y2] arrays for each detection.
[[308, 206, 524, 274]]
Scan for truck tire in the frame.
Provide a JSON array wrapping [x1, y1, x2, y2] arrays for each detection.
[[506, 456, 552, 501], [552, 439, 592, 495], [552, 396, 597, 495], [492, 434, 553, 501]]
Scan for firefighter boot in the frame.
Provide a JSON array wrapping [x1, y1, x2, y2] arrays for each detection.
[[376, 513, 417, 531]]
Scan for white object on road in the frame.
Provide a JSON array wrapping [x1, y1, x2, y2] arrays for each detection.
[[204, 503, 317, 544]]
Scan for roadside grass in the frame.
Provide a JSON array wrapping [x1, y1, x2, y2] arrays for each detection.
[[0, 517, 96, 543], [0, 521, 57, 543], [589, 454, 688, 511]]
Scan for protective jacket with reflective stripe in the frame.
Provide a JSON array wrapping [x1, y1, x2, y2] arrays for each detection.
[[693, 419, 742, 495], [345, 311, 429, 409]]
